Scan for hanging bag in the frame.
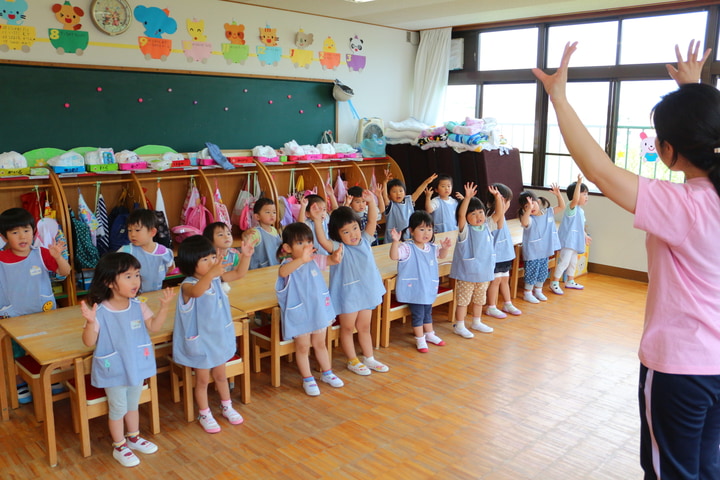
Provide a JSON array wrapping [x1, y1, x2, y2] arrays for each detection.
[[213, 179, 232, 227], [153, 182, 172, 249], [69, 208, 100, 270]]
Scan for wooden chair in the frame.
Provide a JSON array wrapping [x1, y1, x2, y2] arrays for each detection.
[[379, 262, 456, 347], [15, 355, 73, 422], [250, 306, 336, 387], [169, 319, 251, 422], [65, 355, 159, 458]]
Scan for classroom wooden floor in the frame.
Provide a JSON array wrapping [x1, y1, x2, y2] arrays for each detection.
[[0, 273, 647, 480]]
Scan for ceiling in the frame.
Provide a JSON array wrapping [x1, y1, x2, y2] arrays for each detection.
[[224, 0, 683, 30]]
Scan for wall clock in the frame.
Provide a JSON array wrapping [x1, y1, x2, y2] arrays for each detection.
[[90, 0, 132, 36]]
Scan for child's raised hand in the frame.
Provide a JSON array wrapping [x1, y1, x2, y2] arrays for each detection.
[[343, 195, 352, 207], [373, 183, 383, 198], [389, 228, 402, 242], [455, 192, 465, 201], [464, 182, 478, 198], [300, 196, 309, 210], [80, 300, 97, 324], [240, 239, 255, 257], [330, 244, 343, 264], [361, 189, 375, 204], [577, 173, 584, 184], [158, 287, 176, 308], [384, 169, 393, 182], [550, 183, 561, 196], [425, 186, 434, 197], [300, 243, 314, 264], [48, 239, 66, 259], [441, 236, 453, 250], [208, 255, 228, 278], [310, 202, 324, 219], [425, 173, 438, 185]]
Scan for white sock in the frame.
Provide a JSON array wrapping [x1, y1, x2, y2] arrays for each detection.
[[455, 320, 466, 329], [472, 317, 482, 325]]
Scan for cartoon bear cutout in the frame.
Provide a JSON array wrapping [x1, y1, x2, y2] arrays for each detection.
[[49, 1, 88, 55], [291, 29, 314, 69], [221, 22, 249, 65]]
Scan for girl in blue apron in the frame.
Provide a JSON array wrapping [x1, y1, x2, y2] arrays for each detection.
[[389, 211, 452, 353], [173, 235, 253, 434], [275, 223, 344, 396], [314, 190, 388, 376], [80, 253, 175, 467], [244, 198, 281, 270]]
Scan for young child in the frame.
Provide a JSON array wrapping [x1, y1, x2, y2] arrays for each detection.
[[382, 170, 437, 243], [203, 222, 240, 272], [0, 207, 72, 404], [550, 174, 591, 294], [518, 186, 564, 303], [485, 183, 522, 318], [275, 222, 344, 396], [117, 209, 174, 293], [345, 184, 385, 245], [172, 235, 253, 433], [389, 211, 452, 352], [314, 193, 389, 375], [298, 194, 331, 255], [242, 198, 281, 270], [80, 252, 175, 467], [425, 174, 459, 233], [450, 183, 502, 338]]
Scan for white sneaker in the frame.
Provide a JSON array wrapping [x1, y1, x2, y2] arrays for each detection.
[[362, 356, 389, 372], [222, 405, 244, 425], [533, 289, 548, 301], [198, 414, 222, 433], [471, 321, 494, 333], [302, 379, 320, 396], [347, 361, 371, 376], [126, 436, 158, 454], [549, 283, 564, 295], [113, 444, 140, 467], [453, 324, 475, 338], [485, 306, 507, 319], [565, 281, 584, 290], [523, 291, 540, 304], [502, 303, 522, 316], [321, 372, 344, 388]]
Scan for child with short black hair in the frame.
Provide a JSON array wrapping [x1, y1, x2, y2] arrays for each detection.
[[275, 222, 344, 396], [382, 170, 437, 243], [425, 174, 459, 233], [346, 184, 384, 245], [80, 252, 175, 467], [518, 187, 564, 303], [203, 222, 240, 272], [242, 198, 281, 270], [173, 235, 253, 433], [550, 174, 591, 294], [298, 194, 331, 255], [389, 211, 452, 352], [0, 207, 72, 404], [118, 209, 174, 293]]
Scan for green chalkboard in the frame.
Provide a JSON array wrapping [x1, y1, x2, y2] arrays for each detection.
[[0, 62, 336, 153]]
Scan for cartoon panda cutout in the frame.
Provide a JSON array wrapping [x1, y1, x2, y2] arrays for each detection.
[[346, 35, 366, 72]]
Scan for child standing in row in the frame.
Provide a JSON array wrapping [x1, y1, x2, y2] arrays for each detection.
[[1, 207, 72, 403], [346, 185, 384, 245], [389, 211, 452, 353], [80, 253, 175, 467], [485, 183, 522, 318], [519, 186, 563, 303], [382, 170, 437, 243], [425, 174, 459, 233], [550, 175, 591, 294], [243, 198, 281, 270], [118, 209, 174, 293], [450, 183, 502, 337], [275, 223, 344, 396], [315, 191, 389, 375], [172, 235, 253, 433]]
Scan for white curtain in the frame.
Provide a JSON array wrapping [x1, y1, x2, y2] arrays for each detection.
[[412, 27, 452, 125]]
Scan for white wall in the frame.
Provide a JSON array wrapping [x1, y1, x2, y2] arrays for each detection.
[[531, 189, 648, 273], [0, 0, 417, 144]]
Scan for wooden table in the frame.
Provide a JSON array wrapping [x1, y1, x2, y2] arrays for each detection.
[[0, 288, 245, 467]]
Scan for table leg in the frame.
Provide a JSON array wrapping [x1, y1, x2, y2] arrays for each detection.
[[41, 361, 67, 467], [0, 330, 9, 421]]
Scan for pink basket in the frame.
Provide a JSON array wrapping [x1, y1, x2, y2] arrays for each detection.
[[118, 162, 148, 170]]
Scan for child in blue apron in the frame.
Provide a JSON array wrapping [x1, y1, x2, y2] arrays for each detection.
[[80, 253, 175, 467], [389, 211, 452, 353], [172, 235, 253, 434], [313, 190, 388, 376], [275, 222, 344, 396], [243, 198, 281, 270]]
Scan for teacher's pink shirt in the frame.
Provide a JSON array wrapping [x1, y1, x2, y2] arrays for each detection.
[[634, 176, 720, 374]]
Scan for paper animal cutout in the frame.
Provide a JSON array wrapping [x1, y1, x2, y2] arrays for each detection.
[[182, 18, 211, 63], [291, 29, 314, 69], [319, 36, 340, 70], [222, 21, 249, 64], [134, 6, 176, 61], [639, 132, 658, 162], [346, 35, 366, 72], [257, 24, 281, 66]]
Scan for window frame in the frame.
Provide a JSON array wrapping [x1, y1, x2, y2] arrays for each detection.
[[449, 5, 720, 188]]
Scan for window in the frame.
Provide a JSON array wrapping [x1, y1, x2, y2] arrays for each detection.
[[545, 82, 609, 190], [482, 84, 536, 185], [441, 85, 476, 123], [547, 21, 618, 68], [479, 28, 538, 71], [446, 4, 720, 189], [620, 11, 707, 65], [615, 79, 685, 183]]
